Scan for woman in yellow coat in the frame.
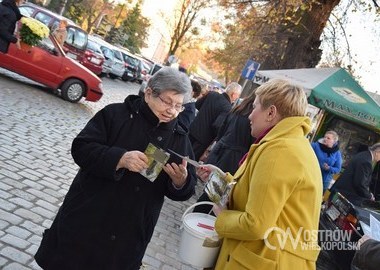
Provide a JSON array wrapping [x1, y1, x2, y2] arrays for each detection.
[[197, 79, 323, 270]]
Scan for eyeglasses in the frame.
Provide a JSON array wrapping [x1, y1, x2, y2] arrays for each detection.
[[154, 94, 185, 112]]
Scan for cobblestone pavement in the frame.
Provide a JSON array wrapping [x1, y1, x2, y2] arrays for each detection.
[[0, 68, 205, 270]]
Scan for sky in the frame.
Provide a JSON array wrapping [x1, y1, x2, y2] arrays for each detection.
[[346, 11, 380, 94], [320, 2, 380, 94]]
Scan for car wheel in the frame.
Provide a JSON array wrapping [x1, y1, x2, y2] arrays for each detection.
[[121, 74, 129, 81], [109, 74, 118, 79], [61, 79, 85, 103]]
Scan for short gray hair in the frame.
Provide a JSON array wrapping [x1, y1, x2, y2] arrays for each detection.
[[369, 142, 380, 152], [225, 82, 242, 94], [147, 67, 192, 101]]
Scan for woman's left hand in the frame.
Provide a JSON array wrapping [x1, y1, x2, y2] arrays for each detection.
[[163, 159, 188, 188]]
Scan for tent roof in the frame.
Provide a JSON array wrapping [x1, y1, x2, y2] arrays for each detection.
[[254, 68, 380, 132]]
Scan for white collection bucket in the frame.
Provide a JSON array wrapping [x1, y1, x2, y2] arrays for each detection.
[[179, 202, 221, 268]]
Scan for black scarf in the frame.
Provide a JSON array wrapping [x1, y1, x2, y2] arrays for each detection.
[[1, 0, 22, 21], [318, 141, 340, 155]]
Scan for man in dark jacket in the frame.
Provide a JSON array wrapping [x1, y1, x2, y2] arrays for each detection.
[[34, 67, 197, 270], [189, 82, 242, 161], [332, 142, 380, 205], [0, 0, 22, 53], [352, 235, 380, 270]]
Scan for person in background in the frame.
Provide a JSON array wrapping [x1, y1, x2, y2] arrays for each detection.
[[0, 0, 23, 53], [331, 142, 380, 205], [178, 79, 202, 130], [197, 79, 322, 269], [189, 82, 242, 161], [53, 19, 68, 47], [193, 90, 256, 214], [352, 235, 380, 270], [34, 67, 197, 270], [311, 130, 342, 193]]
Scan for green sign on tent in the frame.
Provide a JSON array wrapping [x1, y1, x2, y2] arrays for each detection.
[[254, 68, 380, 132]]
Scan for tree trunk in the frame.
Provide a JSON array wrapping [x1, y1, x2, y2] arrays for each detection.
[[261, 0, 341, 70]]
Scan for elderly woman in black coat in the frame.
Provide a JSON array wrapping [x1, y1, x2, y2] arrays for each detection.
[[35, 67, 197, 270], [0, 0, 23, 53]]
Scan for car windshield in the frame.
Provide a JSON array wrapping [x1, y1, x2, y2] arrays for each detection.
[[38, 37, 59, 54], [113, 50, 123, 61], [66, 28, 87, 50], [124, 55, 138, 66], [87, 40, 102, 54]]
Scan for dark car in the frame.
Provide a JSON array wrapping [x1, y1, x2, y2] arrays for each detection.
[[0, 34, 103, 103], [18, 3, 103, 76], [117, 47, 142, 82], [138, 62, 163, 96]]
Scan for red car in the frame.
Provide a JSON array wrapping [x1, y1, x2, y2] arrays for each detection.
[[0, 35, 103, 103], [19, 3, 104, 76]]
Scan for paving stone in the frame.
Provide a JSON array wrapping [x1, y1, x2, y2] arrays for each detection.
[[1, 233, 31, 249], [13, 209, 43, 224], [2, 262, 31, 270], [0, 209, 23, 225], [6, 226, 32, 240], [0, 246, 32, 264]]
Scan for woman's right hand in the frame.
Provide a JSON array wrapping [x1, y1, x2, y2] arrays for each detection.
[[116, 151, 148, 172], [196, 164, 224, 182]]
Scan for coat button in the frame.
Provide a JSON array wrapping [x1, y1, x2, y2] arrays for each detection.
[[157, 136, 162, 141], [135, 186, 140, 192], [110, 235, 116, 240]]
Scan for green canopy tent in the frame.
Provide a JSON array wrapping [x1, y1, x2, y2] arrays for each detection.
[[253, 67, 380, 132]]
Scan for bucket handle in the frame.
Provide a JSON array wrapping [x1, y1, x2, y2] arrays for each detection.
[[181, 201, 216, 222]]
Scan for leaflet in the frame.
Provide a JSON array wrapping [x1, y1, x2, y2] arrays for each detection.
[[139, 143, 170, 182]]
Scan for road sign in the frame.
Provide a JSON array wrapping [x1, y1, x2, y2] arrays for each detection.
[[241, 60, 260, 80]]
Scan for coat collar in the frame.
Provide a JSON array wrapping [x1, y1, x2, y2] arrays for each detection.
[[234, 116, 311, 180], [123, 95, 185, 134]]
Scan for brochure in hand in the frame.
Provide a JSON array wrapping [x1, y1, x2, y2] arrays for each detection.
[[205, 170, 236, 208], [140, 143, 170, 182]]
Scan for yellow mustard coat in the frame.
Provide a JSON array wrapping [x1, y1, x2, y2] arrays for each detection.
[[214, 116, 323, 270]]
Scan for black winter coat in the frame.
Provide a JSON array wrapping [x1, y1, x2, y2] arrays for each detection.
[[35, 95, 197, 270], [189, 92, 232, 159], [0, 0, 21, 53], [206, 111, 254, 173], [332, 150, 373, 205]]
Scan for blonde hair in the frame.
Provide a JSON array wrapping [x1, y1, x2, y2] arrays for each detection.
[[255, 78, 308, 118], [60, 20, 68, 27], [325, 130, 339, 142]]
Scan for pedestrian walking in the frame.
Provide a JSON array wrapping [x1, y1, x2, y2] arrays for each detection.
[[0, 0, 23, 53]]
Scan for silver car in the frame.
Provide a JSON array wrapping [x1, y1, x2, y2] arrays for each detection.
[[88, 36, 124, 79]]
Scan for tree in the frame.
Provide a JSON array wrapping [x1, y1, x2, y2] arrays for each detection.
[[116, 3, 150, 53], [211, 0, 379, 86], [165, 0, 211, 62]]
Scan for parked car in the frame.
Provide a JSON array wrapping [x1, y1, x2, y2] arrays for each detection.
[[138, 62, 163, 96], [111, 47, 127, 79], [136, 56, 154, 84], [0, 34, 103, 103], [18, 3, 103, 76], [116, 46, 142, 82], [89, 36, 124, 79], [82, 38, 105, 76]]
